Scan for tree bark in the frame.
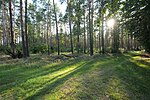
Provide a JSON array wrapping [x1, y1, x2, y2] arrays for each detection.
[[101, 0, 105, 54], [9, 0, 15, 55], [98, 3, 101, 54], [25, 0, 29, 57], [83, 6, 86, 54], [89, 0, 94, 56], [2, 0, 7, 45], [47, 1, 50, 55], [77, 0, 81, 54], [53, 0, 60, 55], [67, 0, 73, 54], [20, 0, 27, 58]]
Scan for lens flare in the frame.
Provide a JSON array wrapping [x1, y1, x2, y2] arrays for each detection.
[[107, 19, 115, 28]]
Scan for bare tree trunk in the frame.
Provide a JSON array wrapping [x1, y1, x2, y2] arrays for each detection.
[[47, 21, 50, 55], [13, 0, 16, 44], [47, 1, 50, 55], [101, 15, 104, 54], [77, 0, 81, 54], [64, 24, 67, 48], [86, 14, 90, 53], [98, 27, 101, 53], [121, 26, 124, 48], [53, 0, 60, 55], [20, 0, 27, 58], [25, 0, 29, 57], [89, 0, 93, 56], [2, 0, 7, 45], [67, 0, 73, 54], [33, 1, 37, 44], [49, 6, 52, 54], [83, 6, 86, 54], [91, 0, 94, 55], [101, 0, 105, 54], [127, 34, 130, 50], [9, 0, 15, 55], [98, 1, 101, 53]]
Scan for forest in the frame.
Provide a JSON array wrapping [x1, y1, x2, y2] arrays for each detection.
[[0, 0, 150, 99]]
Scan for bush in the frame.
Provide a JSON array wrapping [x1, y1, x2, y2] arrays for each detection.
[[105, 47, 112, 53], [60, 47, 71, 52], [30, 44, 48, 54], [0, 45, 11, 54], [0, 44, 23, 58], [119, 48, 125, 53]]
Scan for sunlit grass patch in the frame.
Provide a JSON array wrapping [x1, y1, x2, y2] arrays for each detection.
[[0, 52, 150, 100]]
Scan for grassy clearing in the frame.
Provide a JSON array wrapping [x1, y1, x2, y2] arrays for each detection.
[[0, 52, 150, 100]]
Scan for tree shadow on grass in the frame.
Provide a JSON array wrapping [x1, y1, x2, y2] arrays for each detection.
[[114, 55, 150, 99], [1, 54, 150, 100], [26, 56, 115, 100], [0, 58, 85, 94], [70, 54, 150, 100]]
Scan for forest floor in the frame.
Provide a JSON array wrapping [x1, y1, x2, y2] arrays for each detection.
[[0, 51, 150, 100]]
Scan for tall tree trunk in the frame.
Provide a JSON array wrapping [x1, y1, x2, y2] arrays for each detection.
[[121, 25, 124, 48], [47, 1, 50, 55], [113, 26, 119, 53], [98, 26, 101, 53], [49, 6, 52, 54], [105, 28, 109, 50], [91, 0, 94, 54], [89, 0, 93, 56], [86, 14, 90, 53], [83, 6, 86, 54], [98, 3, 101, 54], [113, 28, 116, 53], [130, 34, 133, 50], [25, 0, 29, 57], [101, 0, 105, 54], [20, 0, 27, 58], [127, 34, 130, 50], [33, 1, 37, 44], [53, 0, 60, 55], [67, 0, 73, 54], [9, 0, 15, 55], [77, 0, 81, 54], [13, 0, 16, 44], [47, 21, 50, 55], [64, 24, 67, 48], [2, 0, 6, 45]]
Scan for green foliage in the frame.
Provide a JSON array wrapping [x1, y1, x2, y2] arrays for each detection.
[[0, 44, 23, 58], [118, 48, 125, 53], [0, 44, 21, 54], [122, 0, 150, 53], [105, 46, 112, 53], [15, 43, 22, 51], [0, 45, 10, 54], [30, 44, 48, 54], [60, 47, 71, 52]]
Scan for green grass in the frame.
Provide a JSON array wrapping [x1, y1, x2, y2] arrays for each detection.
[[0, 52, 150, 100]]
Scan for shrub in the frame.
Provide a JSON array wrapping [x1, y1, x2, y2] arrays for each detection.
[[119, 48, 125, 53], [0, 45, 11, 54], [30, 44, 48, 54]]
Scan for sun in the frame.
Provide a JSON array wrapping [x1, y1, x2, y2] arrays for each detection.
[[107, 19, 115, 28]]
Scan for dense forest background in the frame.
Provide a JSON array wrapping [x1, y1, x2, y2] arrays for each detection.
[[0, 0, 150, 58], [0, 0, 150, 99]]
